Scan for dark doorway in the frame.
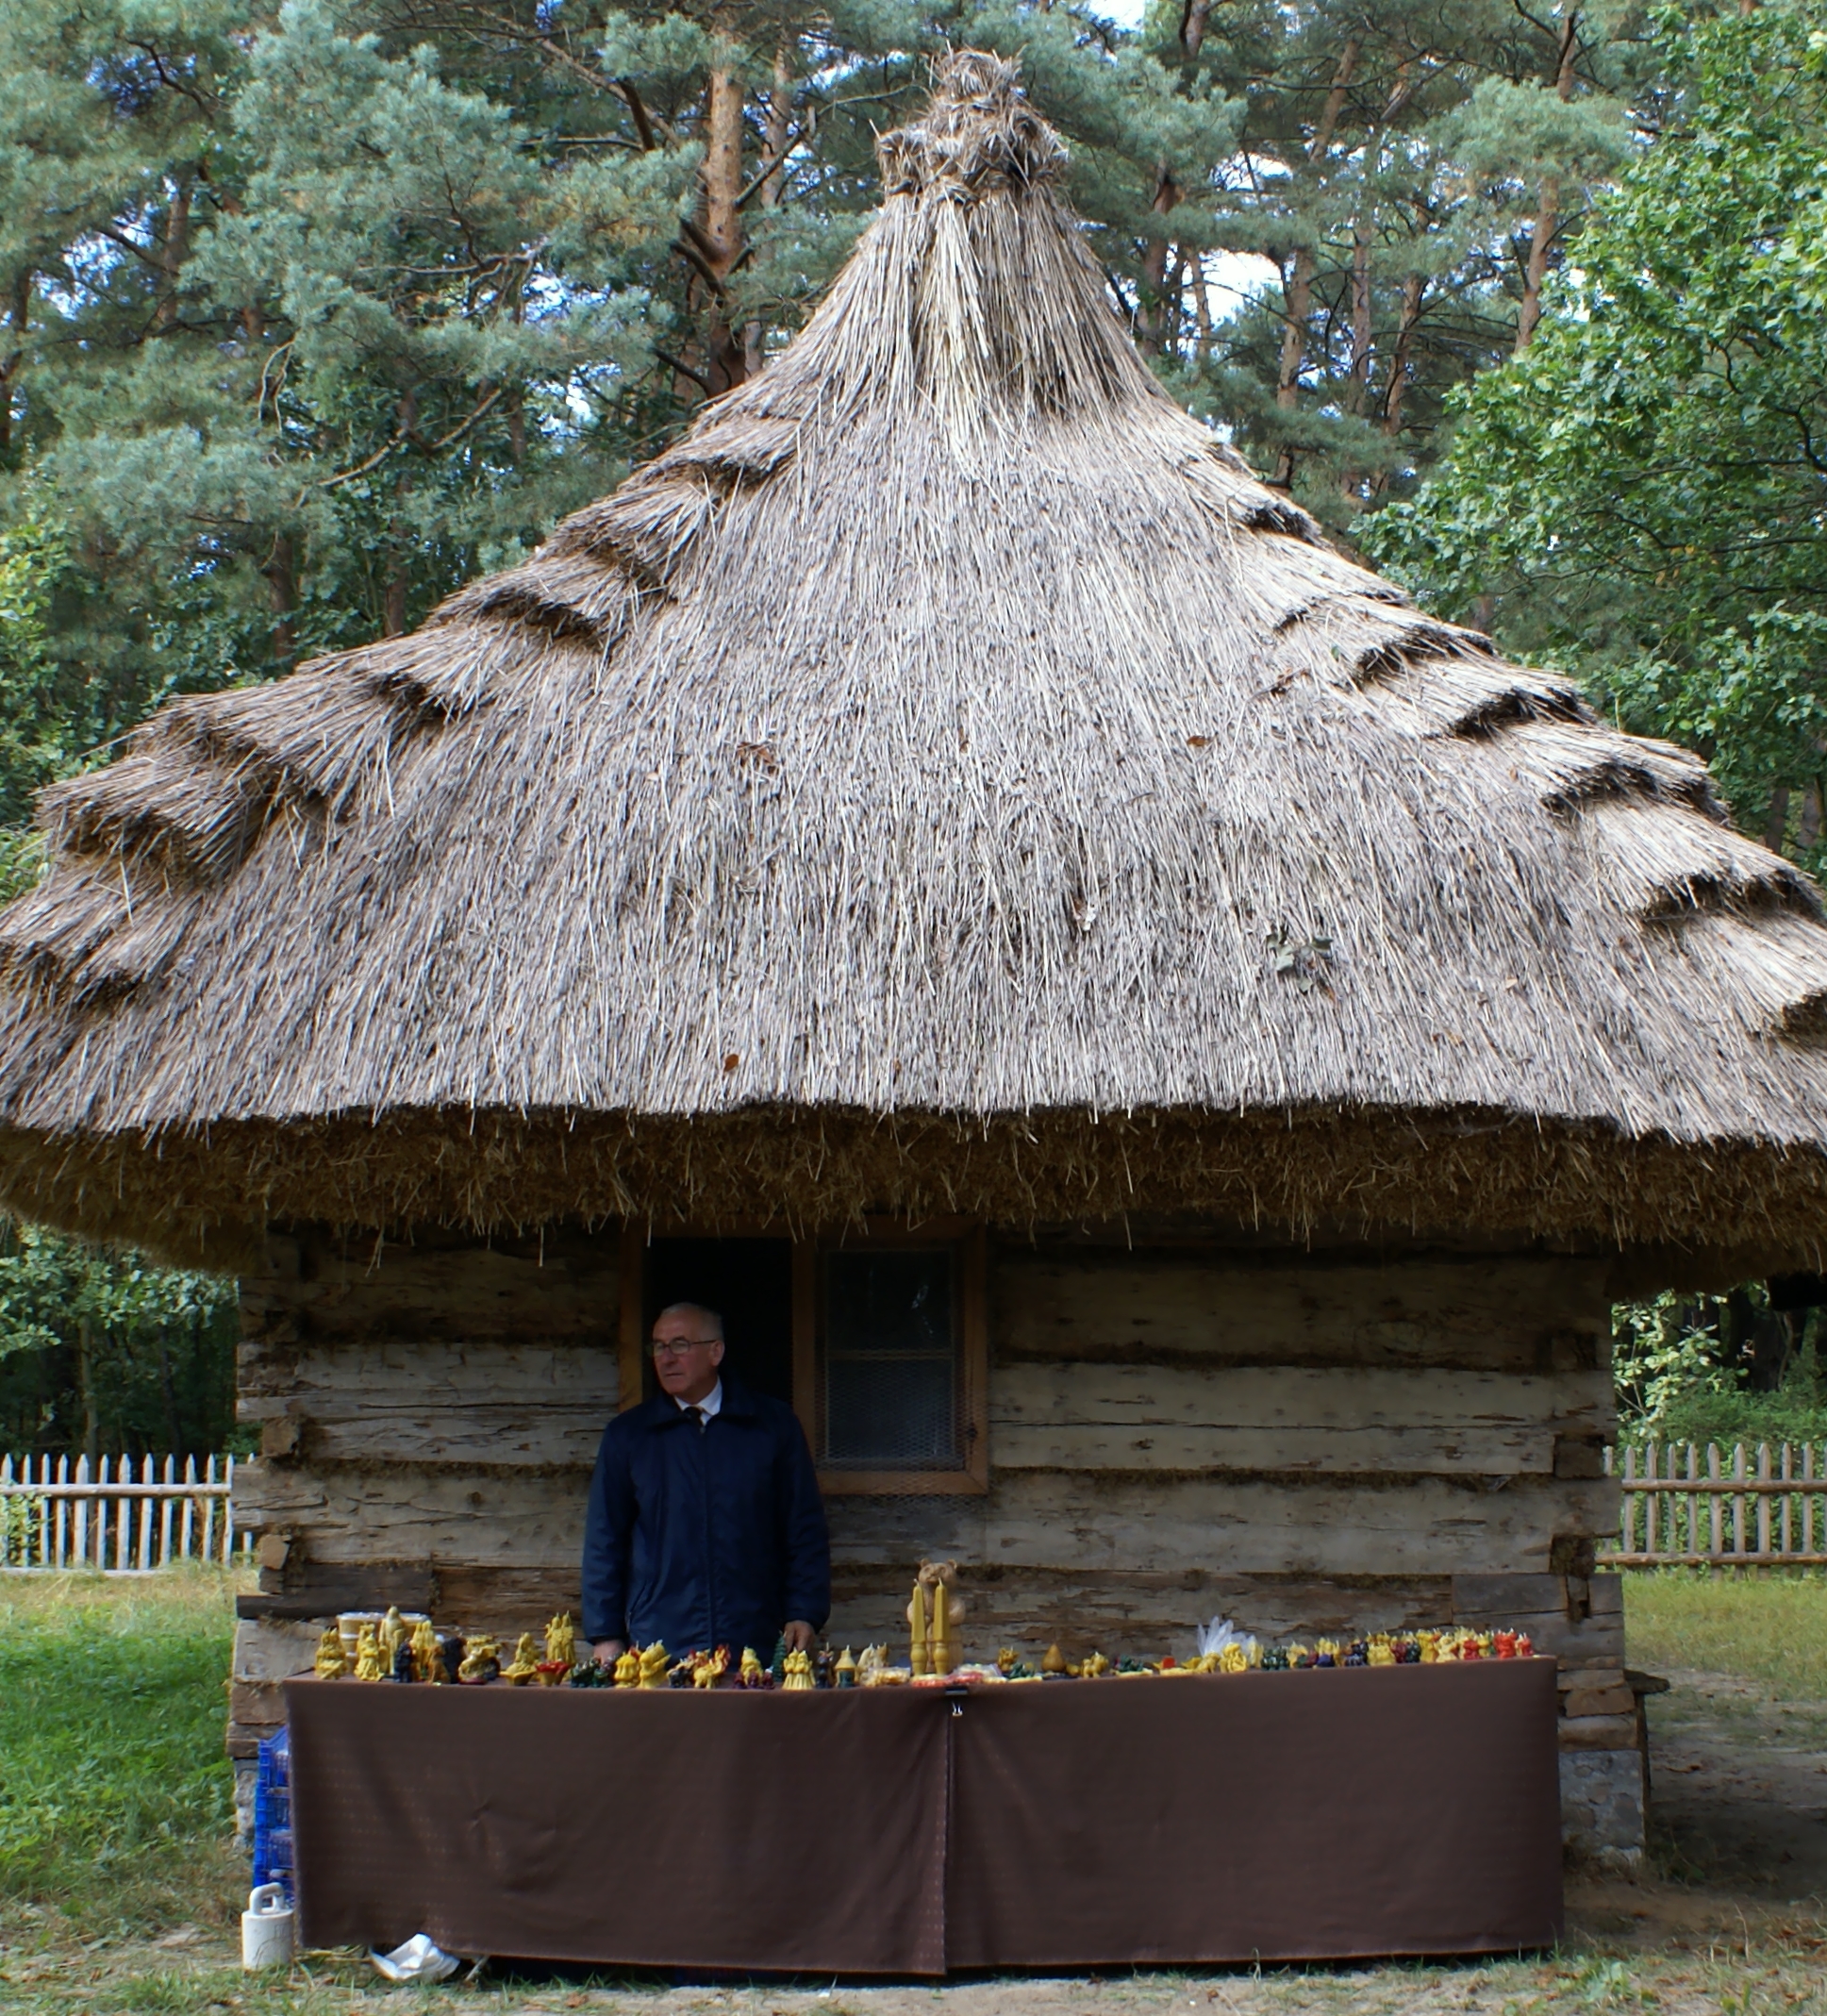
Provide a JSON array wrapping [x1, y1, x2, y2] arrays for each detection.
[[640, 1238, 794, 1408]]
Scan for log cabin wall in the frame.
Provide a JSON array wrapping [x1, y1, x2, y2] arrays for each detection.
[[229, 1218, 1637, 1854]]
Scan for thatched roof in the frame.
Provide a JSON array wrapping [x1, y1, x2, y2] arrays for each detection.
[[3, 51, 1827, 1265]]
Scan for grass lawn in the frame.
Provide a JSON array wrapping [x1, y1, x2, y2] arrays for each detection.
[[0, 1569, 1820, 2015]]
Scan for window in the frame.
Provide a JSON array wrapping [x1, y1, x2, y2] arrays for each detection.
[[619, 1218, 988, 1494]]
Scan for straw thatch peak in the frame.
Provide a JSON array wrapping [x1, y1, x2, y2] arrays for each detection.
[[1, 50, 1826, 1264]]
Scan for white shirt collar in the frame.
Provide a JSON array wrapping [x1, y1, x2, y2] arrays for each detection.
[[675, 1379, 722, 1421]]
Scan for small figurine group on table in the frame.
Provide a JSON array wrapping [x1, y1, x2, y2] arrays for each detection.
[[307, 1574, 1541, 1694]]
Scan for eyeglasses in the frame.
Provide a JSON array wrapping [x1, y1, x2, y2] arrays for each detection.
[[650, 1337, 719, 1358]]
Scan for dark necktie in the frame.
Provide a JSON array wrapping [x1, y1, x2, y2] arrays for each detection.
[[684, 1405, 706, 1433]]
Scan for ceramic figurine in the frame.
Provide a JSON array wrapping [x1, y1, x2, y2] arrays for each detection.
[[544, 1614, 576, 1669], [313, 1624, 349, 1679], [835, 1647, 858, 1689], [390, 1639, 416, 1683], [1368, 1638, 1396, 1667], [458, 1635, 500, 1683], [380, 1606, 407, 1664], [638, 1642, 670, 1689], [693, 1646, 729, 1689], [856, 1645, 885, 1686], [1494, 1630, 1518, 1659], [1075, 1650, 1109, 1679], [568, 1657, 611, 1687], [439, 1632, 465, 1685], [739, 1646, 767, 1689], [354, 1623, 386, 1682], [410, 1617, 440, 1683], [1218, 1643, 1250, 1674], [781, 1648, 815, 1691], [814, 1646, 835, 1689], [1040, 1643, 1069, 1677], [614, 1647, 640, 1688], [502, 1633, 540, 1684], [1515, 1633, 1534, 1658]]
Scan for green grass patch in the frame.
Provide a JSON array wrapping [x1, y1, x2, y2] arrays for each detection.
[[0, 1564, 244, 1935], [1624, 1568, 1827, 1699]]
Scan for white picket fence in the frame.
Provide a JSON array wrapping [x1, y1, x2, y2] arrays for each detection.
[[0, 1454, 245, 1570], [1604, 1441, 1827, 1567]]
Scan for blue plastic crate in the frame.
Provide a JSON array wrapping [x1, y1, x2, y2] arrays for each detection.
[[251, 1724, 291, 1896]]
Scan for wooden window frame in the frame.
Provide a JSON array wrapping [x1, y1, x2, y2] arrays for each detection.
[[619, 1218, 988, 1496]]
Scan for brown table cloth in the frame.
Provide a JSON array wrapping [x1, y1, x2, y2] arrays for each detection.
[[286, 1658, 1562, 1974]]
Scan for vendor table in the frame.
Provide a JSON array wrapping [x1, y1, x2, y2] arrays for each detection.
[[285, 1659, 1562, 1974]]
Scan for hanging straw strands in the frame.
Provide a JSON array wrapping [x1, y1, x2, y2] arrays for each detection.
[[0, 1453, 243, 1570], [0, 53, 1826, 1260]]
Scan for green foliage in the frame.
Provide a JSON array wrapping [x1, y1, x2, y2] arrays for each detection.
[[1369, 4, 1827, 861], [1613, 1289, 1827, 1446], [0, 1226, 238, 1458]]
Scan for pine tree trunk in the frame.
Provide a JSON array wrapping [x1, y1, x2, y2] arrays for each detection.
[[1516, 13, 1580, 354], [263, 533, 299, 668], [1272, 36, 1359, 485], [696, 63, 747, 398], [1370, 271, 1424, 492], [154, 179, 192, 331], [1767, 786, 1791, 853], [745, 42, 793, 378], [0, 272, 28, 460]]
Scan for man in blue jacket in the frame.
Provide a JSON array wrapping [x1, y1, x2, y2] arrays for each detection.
[[584, 1301, 830, 1664]]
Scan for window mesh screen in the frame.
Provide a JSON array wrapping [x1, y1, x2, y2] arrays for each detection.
[[822, 1248, 957, 1466]]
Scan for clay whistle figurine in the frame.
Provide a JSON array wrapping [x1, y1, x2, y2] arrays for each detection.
[[544, 1613, 576, 1670], [502, 1633, 540, 1684], [781, 1648, 815, 1691], [458, 1635, 500, 1684], [835, 1647, 858, 1689], [354, 1622, 386, 1682], [313, 1624, 350, 1679], [638, 1642, 670, 1689]]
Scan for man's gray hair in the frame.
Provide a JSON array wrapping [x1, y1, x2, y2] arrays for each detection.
[[656, 1301, 724, 1341]]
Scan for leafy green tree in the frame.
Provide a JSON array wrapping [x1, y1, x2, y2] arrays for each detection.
[[1368, 5, 1827, 860], [0, 1225, 239, 1458]]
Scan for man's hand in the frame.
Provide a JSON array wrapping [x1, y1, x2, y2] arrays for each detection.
[[783, 1620, 817, 1654], [593, 1640, 626, 1667]]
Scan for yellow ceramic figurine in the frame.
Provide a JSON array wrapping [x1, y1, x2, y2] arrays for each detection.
[[781, 1649, 815, 1691], [354, 1623, 386, 1682], [411, 1617, 441, 1682], [544, 1614, 575, 1669], [739, 1646, 766, 1687], [638, 1642, 670, 1689], [693, 1646, 728, 1689], [380, 1606, 407, 1664], [313, 1624, 349, 1679], [458, 1635, 500, 1682], [503, 1633, 540, 1684], [614, 1647, 641, 1688]]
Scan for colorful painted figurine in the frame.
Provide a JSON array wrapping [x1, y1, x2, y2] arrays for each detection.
[[614, 1647, 640, 1688], [638, 1642, 670, 1689], [835, 1647, 858, 1689], [458, 1635, 501, 1683], [781, 1648, 815, 1691], [502, 1633, 540, 1684], [544, 1614, 576, 1669], [313, 1624, 349, 1679], [354, 1622, 386, 1682]]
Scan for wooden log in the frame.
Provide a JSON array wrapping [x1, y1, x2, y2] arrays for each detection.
[[991, 1424, 1557, 1474], [242, 1225, 619, 1349], [238, 1341, 618, 1466], [994, 1250, 1608, 1374], [235, 1456, 1617, 1577]]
